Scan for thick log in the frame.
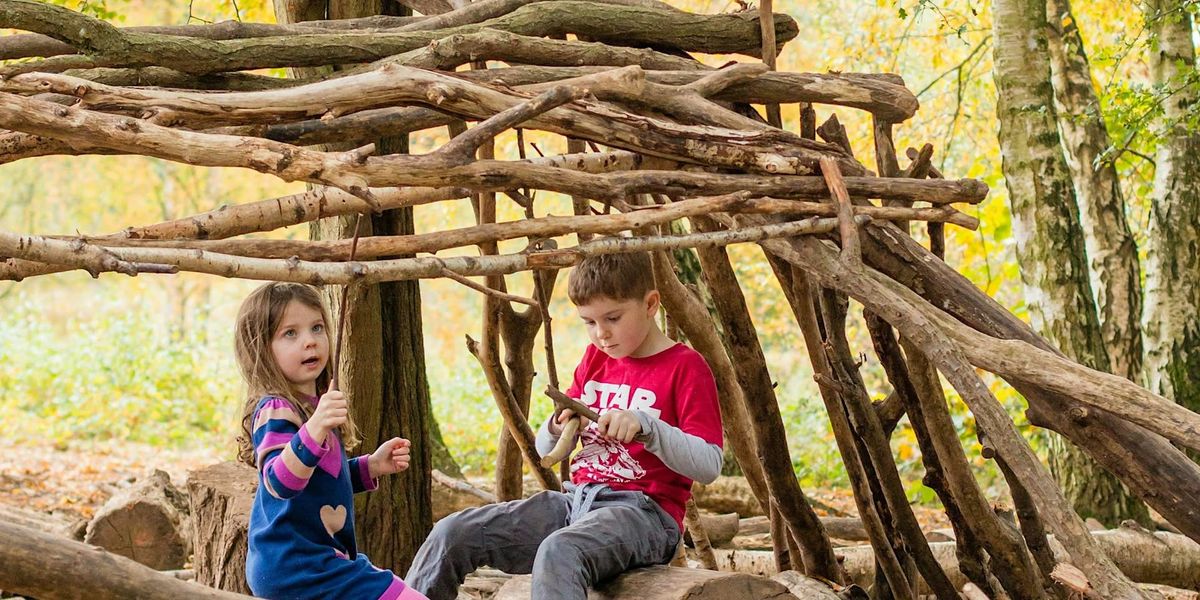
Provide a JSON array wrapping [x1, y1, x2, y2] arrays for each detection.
[[0, 17, 431, 61], [733, 516, 880, 547], [711, 528, 1200, 593], [0, 504, 85, 540], [85, 469, 190, 571], [0, 0, 800, 75], [9, 63, 917, 125], [0, 519, 250, 599], [492, 566, 795, 599], [691, 512, 740, 547], [186, 462, 256, 595]]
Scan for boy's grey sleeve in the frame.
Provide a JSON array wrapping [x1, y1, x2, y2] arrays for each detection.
[[535, 415, 560, 457], [633, 411, 723, 484]]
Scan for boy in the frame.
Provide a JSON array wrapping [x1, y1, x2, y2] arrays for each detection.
[[406, 251, 724, 600]]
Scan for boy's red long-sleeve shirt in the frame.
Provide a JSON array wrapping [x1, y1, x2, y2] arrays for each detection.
[[565, 342, 724, 528]]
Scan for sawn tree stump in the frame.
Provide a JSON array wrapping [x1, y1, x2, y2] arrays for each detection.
[[188, 461, 257, 595], [85, 468, 190, 570]]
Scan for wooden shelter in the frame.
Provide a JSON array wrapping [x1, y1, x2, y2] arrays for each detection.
[[1, 0, 1199, 598]]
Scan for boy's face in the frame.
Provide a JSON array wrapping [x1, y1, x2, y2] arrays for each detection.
[[576, 291, 660, 359]]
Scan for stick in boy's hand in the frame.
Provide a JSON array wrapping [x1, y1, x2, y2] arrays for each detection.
[[541, 387, 594, 468], [545, 386, 600, 422], [540, 417, 581, 468]]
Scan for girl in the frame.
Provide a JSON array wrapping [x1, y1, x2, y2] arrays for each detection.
[[234, 282, 427, 600]]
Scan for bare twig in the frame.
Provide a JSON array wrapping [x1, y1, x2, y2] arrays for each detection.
[[439, 266, 539, 306]]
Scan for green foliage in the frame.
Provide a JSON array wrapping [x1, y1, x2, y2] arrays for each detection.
[[45, 0, 127, 21], [0, 292, 241, 449]]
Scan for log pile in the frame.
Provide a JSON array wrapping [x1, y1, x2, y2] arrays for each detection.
[[2, 0, 1200, 598]]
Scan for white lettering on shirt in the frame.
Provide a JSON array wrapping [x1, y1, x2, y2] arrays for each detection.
[[580, 380, 660, 419]]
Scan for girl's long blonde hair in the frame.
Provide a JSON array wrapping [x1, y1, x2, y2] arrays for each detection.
[[234, 282, 359, 466]]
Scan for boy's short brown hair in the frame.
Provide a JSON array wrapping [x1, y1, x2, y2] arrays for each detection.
[[568, 251, 656, 305]]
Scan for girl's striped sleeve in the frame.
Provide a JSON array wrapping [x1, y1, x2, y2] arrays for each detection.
[[251, 397, 328, 500], [347, 456, 379, 493]]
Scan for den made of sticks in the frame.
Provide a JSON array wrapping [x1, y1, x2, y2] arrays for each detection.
[[1, 0, 1199, 599]]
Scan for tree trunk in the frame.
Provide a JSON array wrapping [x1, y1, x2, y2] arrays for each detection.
[[1143, 0, 1200, 426], [1046, 0, 1145, 385], [994, 0, 1147, 527], [187, 462, 257, 595], [273, 0, 434, 575], [84, 469, 191, 571], [350, 147, 436, 574]]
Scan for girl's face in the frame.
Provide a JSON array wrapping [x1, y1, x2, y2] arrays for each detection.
[[270, 300, 329, 397]]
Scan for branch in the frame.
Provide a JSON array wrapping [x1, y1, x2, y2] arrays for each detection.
[[0, 227, 150, 278], [431, 469, 498, 503], [439, 266, 539, 306], [82, 194, 977, 263], [2, 216, 842, 283], [2, 67, 919, 155], [78, 191, 750, 259], [819, 156, 862, 263], [544, 387, 600, 421], [387, 28, 702, 71]]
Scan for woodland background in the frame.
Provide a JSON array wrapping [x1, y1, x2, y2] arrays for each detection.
[[0, 0, 1173, 517]]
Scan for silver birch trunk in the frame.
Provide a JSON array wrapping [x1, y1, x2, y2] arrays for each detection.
[[1046, 0, 1145, 384], [995, 0, 1148, 526], [1143, 0, 1200, 421]]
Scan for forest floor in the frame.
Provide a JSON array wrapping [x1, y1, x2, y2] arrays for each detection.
[[0, 438, 950, 531], [0, 439, 217, 523]]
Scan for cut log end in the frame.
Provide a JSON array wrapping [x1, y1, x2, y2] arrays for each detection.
[[84, 469, 190, 571]]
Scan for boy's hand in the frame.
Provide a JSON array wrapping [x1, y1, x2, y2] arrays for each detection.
[[368, 437, 412, 479], [550, 408, 591, 436], [306, 390, 348, 444], [597, 409, 642, 443]]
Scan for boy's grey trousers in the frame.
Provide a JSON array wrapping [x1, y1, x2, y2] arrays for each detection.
[[405, 484, 681, 600]]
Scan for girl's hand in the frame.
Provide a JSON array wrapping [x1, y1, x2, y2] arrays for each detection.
[[369, 437, 412, 479], [306, 390, 348, 444]]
